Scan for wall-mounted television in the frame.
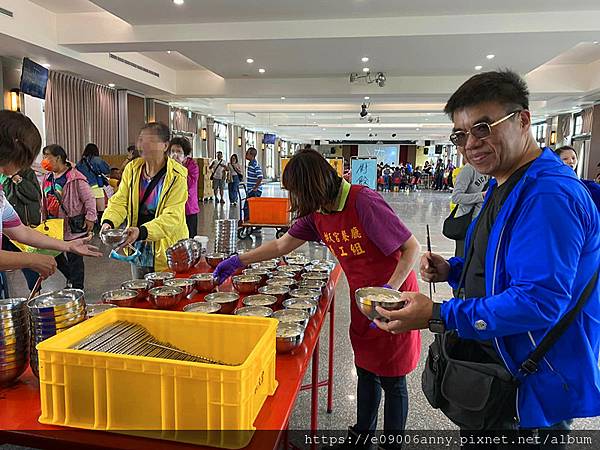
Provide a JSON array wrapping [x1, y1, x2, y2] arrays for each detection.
[[263, 133, 276, 145], [20, 58, 49, 99]]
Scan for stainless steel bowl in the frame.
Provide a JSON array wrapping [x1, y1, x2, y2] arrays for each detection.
[[121, 279, 152, 301], [299, 279, 326, 292], [290, 288, 321, 302], [86, 303, 117, 318], [204, 292, 240, 314], [28, 290, 85, 317], [283, 297, 318, 317], [190, 273, 217, 292], [276, 323, 305, 354], [183, 301, 221, 314], [232, 275, 262, 295], [243, 294, 278, 308], [301, 272, 329, 282], [147, 286, 183, 309], [234, 306, 273, 318], [258, 285, 290, 305], [250, 261, 278, 271], [272, 309, 309, 329], [354, 287, 406, 321], [101, 289, 139, 308], [266, 277, 297, 290], [164, 278, 196, 297], [283, 255, 311, 266], [0, 359, 28, 387], [166, 241, 195, 273], [205, 253, 227, 269], [144, 272, 175, 288], [99, 228, 127, 249], [242, 268, 271, 286]]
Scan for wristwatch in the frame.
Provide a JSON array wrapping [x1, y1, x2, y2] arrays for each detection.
[[428, 302, 446, 334]]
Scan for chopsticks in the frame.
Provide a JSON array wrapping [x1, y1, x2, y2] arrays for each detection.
[[426, 224, 436, 299]]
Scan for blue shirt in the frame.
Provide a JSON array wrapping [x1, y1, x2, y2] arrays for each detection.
[[246, 159, 263, 193]]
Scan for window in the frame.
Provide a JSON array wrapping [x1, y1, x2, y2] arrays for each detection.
[[533, 123, 547, 144], [214, 122, 229, 159], [245, 130, 256, 149], [573, 113, 583, 136], [265, 144, 275, 178]]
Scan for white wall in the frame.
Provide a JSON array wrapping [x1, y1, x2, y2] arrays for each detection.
[[23, 95, 46, 149]]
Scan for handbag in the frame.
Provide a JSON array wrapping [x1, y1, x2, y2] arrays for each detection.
[[48, 177, 88, 235], [422, 266, 599, 430], [442, 205, 475, 240]]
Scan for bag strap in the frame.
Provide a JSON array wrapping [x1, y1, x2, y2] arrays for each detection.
[[519, 269, 599, 375], [140, 165, 167, 206], [48, 172, 71, 218]]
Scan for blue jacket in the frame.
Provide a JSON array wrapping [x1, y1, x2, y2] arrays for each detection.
[[582, 179, 600, 211], [76, 156, 110, 187], [441, 148, 600, 428]]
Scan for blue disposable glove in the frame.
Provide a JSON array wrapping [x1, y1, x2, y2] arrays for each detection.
[[213, 255, 245, 285]]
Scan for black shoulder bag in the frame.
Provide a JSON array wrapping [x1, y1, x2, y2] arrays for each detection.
[[137, 165, 167, 226], [48, 176, 88, 235], [422, 235, 599, 429], [442, 205, 475, 240]]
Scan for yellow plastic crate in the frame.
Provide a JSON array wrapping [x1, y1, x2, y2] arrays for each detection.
[[36, 308, 278, 449]]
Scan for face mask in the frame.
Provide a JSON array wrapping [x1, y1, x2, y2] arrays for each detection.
[[41, 159, 53, 171]]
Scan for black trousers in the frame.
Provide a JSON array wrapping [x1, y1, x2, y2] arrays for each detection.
[[186, 213, 198, 238], [55, 252, 85, 289]]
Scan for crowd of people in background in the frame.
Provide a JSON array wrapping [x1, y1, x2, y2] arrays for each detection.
[[376, 161, 421, 192]]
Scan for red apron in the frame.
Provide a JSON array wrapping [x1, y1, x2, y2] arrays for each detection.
[[313, 185, 421, 377]]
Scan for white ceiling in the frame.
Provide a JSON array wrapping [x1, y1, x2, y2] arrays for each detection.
[[546, 41, 600, 65], [29, 0, 102, 13], [89, 0, 600, 24], [138, 51, 206, 71]]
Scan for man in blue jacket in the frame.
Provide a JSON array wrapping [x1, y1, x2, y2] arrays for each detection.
[[376, 71, 600, 441]]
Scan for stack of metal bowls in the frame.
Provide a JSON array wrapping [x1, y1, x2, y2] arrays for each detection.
[[28, 290, 87, 378], [0, 298, 29, 387], [214, 219, 238, 255]]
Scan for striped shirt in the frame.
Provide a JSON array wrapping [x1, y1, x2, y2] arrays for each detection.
[[246, 159, 263, 193], [0, 190, 22, 245]]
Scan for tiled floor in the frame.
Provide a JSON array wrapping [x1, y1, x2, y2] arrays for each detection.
[[4, 183, 599, 438]]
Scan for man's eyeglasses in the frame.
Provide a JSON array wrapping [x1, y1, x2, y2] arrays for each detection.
[[449, 110, 521, 147]]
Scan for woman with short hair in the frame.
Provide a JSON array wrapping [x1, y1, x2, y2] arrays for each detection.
[[168, 136, 200, 237]]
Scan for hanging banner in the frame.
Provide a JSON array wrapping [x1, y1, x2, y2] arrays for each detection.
[[326, 157, 344, 177], [351, 157, 377, 190]]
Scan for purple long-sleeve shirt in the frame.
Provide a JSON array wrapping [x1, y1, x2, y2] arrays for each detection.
[[184, 157, 200, 215]]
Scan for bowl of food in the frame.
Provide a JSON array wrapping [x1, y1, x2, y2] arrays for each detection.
[[121, 279, 152, 302], [205, 253, 227, 269], [299, 279, 326, 292], [243, 294, 278, 308], [283, 255, 311, 266], [204, 292, 240, 314], [182, 301, 221, 314], [258, 285, 290, 305], [266, 277, 297, 290], [283, 297, 318, 317], [242, 268, 271, 286], [144, 272, 175, 288], [101, 289, 138, 308], [234, 306, 273, 318], [99, 228, 127, 249], [290, 288, 321, 302], [272, 309, 310, 329], [276, 323, 305, 354], [232, 275, 262, 295], [190, 273, 217, 292], [251, 261, 278, 271], [277, 265, 304, 280], [354, 287, 406, 321], [164, 278, 196, 297], [147, 286, 183, 309], [301, 272, 329, 282]]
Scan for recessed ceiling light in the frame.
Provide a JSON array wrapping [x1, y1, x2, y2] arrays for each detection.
[[311, 113, 315, 116], [173, 0, 184, 5], [486, 54, 495, 60], [280, 96, 286, 100], [246, 58, 254, 63], [361, 57, 369, 63], [368, 128, 372, 131], [108, 83, 115, 88], [416, 128, 420, 131], [593, 41, 599, 45], [167, 51, 172, 54], [364, 96, 370, 100], [474, 65, 483, 71], [362, 67, 370, 73], [258, 68, 266, 74], [322, 128, 327, 131], [42, 63, 51, 68]]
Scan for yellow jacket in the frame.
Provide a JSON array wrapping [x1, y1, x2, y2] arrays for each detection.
[[102, 157, 189, 271]]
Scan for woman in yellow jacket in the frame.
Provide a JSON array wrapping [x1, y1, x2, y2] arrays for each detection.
[[101, 122, 188, 277]]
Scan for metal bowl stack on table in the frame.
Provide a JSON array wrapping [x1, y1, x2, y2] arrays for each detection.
[[204, 292, 240, 314], [283, 297, 318, 317], [258, 285, 290, 305], [101, 289, 138, 307], [28, 290, 86, 378], [144, 271, 175, 288], [190, 273, 217, 292], [290, 288, 321, 302], [166, 239, 202, 273], [164, 278, 196, 297], [272, 309, 310, 329], [276, 323, 305, 353], [86, 303, 117, 318], [0, 298, 29, 387], [243, 294, 278, 308], [214, 219, 238, 255], [232, 275, 262, 295], [355, 287, 407, 321], [121, 279, 152, 302], [183, 301, 221, 314], [234, 306, 273, 318]]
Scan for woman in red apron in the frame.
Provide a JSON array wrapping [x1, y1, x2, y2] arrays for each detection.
[[215, 149, 421, 443]]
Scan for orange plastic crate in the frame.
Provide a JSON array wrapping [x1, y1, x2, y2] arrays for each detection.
[[247, 197, 290, 225]]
